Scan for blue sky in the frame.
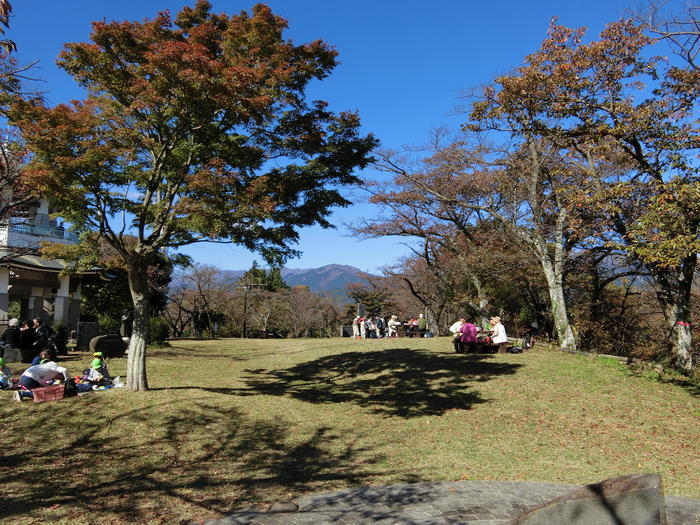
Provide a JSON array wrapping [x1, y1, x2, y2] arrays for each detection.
[[10, 0, 649, 272]]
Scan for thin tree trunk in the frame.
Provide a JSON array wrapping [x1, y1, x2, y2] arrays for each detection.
[[518, 141, 576, 352], [534, 237, 577, 353], [474, 279, 490, 328], [543, 265, 577, 352], [126, 265, 150, 391], [455, 254, 490, 326]]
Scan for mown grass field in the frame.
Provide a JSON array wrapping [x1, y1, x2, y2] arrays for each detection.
[[1, 336, 698, 524]]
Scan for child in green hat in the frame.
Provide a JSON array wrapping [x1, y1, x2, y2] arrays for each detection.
[[90, 352, 111, 381]]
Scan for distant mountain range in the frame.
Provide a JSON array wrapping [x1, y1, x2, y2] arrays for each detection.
[[220, 264, 370, 300], [283, 264, 369, 293]]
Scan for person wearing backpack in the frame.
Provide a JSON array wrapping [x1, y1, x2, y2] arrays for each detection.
[[31, 350, 51, 366]]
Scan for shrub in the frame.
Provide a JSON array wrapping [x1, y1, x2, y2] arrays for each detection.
[[97, 314, 120, 335], [148, 317, 170, 346]]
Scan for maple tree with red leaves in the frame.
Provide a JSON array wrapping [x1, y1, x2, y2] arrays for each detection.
[[12, 1, 376, 390]]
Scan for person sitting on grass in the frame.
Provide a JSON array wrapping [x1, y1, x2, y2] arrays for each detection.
[[30, 350, 50, 366], [14, 361, 68, 401], [0, 357, 12, 389], [91, 352, 111, 380], [82, 352, 112, 384]]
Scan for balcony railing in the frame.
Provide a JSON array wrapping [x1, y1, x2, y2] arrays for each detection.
[[8, 223, 79, 242]]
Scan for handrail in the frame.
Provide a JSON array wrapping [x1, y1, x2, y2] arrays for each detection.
[[6, 223, 78, 241]]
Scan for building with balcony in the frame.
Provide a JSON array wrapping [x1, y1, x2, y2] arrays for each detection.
[[0, 196, 97, 328]]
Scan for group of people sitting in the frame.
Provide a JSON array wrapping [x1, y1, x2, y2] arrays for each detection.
[[3, 350, 119, 401], [0, 316, 122, 402], [352, 313, 429, 339], [350, 312, 537, 354], [449, 316, 512, 354]]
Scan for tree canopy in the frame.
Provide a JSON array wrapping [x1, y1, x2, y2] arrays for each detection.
[[13, 1, 376, 389], [362, 18, 698, 369]]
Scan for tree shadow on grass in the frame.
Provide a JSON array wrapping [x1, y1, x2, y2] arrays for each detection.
[[149, 344, 248, 360], [242, 348, 523, 418], [0, 398, 390, 524], [660, 376, 700, 397]]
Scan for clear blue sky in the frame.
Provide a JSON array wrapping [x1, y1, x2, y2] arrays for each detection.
[[10, 0, 650, 272]]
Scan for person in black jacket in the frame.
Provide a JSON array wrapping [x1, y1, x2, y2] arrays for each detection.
[[32, 318, 50, 355], [19, 320, 35, 362]]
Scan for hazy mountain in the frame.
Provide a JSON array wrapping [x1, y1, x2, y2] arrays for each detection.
[[282, 264, 367, 293], [218, 264, 369, 299]]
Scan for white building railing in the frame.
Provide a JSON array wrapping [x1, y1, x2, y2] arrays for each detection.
[[8, 223, 79, 242]]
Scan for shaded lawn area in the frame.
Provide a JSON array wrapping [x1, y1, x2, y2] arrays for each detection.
[[0, 337, 698, 524]]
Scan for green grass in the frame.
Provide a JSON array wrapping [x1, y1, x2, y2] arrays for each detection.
[[1, 337, 698, 524]]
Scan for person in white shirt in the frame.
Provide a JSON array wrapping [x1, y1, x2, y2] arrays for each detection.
[[449, 317, 465, 353], [490, 316, 508, 353], [352, 316, 361, 339], [14, 361, 68, 401], [387, 315, 401, 337]]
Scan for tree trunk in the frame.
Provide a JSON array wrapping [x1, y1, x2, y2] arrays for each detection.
[[544, 269, 577, 352], [425, 307, 440, 335], [654, 258, 695, 371], [468, 272, 490, 328], [126, 264, 151, 391], [455, 255, 490, 327], [520, 180, 578, 353], [669, 308, 693, 370], [535, 240, 577, 353]]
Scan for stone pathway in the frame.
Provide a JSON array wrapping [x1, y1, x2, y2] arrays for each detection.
[[205, 481, 700, 525]]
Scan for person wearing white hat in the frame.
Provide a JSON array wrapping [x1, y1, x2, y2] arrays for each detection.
[[490, 316, 508, 353], [387, 315, 401, 338]]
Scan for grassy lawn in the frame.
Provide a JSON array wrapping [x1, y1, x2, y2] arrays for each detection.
[[1, 337, 698, 524]]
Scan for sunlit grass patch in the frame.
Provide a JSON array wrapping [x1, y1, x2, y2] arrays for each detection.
[[1, 336, 697, 524]]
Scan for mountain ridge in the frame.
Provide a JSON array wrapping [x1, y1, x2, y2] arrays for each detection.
[[218, 264, 369, 295]]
